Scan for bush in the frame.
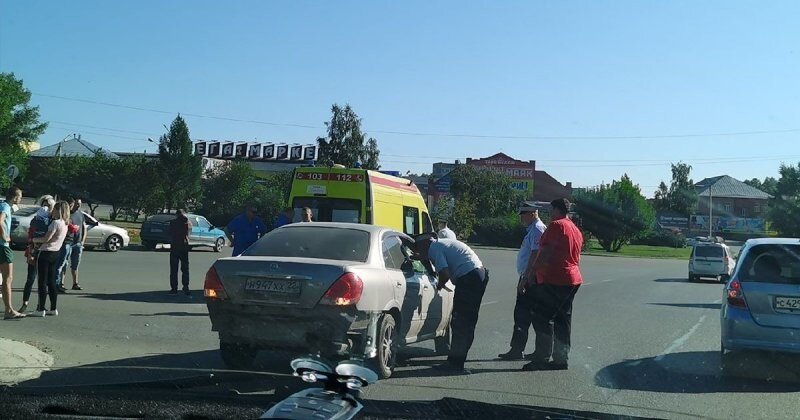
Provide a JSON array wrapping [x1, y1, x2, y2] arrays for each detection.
[[630, 230, 686, 248], [472, 215, 527, 248]]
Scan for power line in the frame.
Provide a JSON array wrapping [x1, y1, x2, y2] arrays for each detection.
[[49, 121, 158, 136], [34, 92, 800, 140], [49, 126, 150, 142]]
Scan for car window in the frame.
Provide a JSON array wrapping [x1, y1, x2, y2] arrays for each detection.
[[694, 246, 723, 258], [381, 235, 406, 270], [243, 226, 370, 262], [739, 244, 800, 284], [196, 217, 211, 228]]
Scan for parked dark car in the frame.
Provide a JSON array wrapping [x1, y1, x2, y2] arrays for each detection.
[[140, 213, 226, 252]]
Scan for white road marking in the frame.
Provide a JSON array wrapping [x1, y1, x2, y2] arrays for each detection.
[[480, 300, 498, 307], [654, 314, 707, 362]]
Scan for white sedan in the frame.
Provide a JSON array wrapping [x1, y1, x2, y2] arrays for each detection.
[[11, 208, 130, 252]]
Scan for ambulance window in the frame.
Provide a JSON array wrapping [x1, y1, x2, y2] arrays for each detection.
[[292, 197, 361, 223], [422, 212, 433, 233], [403, 206, 420, 235]]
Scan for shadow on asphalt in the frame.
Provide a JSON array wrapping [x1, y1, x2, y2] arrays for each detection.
[[595, 351, 800, 394], [653, 278, 689, 283], [130, 311, 208, 317], [76, 290, 203, 304], [649, 302, 722, 310], [654, 277, 725, 284]]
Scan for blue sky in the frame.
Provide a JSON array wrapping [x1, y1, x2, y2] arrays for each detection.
[[2, 0, 799, 196]]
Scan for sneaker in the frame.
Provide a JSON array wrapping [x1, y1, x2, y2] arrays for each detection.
[[18, 303, 28, 313], [57, 287, 68, 294], [47, 309, 59, 317], [72, 284, 83, 291], [30, 310, 46, 318]]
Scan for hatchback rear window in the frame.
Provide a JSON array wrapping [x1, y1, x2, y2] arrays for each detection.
[[146, 214, 177, 223], [694, 245, 724, 258], [739, 244, 800, 284], [243, 226, 370, 262]]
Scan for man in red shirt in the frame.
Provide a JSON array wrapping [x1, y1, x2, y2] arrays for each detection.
[[520, 198, 583, 371]]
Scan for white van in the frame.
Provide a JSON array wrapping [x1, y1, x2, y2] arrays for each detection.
[[688, 241, 736, 282]]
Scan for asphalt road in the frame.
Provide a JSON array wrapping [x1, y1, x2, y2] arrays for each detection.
[[2, 246, 799, 419]]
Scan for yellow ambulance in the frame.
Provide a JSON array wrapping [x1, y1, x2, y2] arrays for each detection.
[[288, 166, 433, 235]]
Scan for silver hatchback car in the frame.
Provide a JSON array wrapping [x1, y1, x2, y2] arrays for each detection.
[[720, 238, 800, 373]]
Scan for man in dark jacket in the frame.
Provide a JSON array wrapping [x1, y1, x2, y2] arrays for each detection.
[[168, 210, 192, 296]]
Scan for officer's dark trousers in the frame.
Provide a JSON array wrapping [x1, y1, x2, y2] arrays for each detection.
[[448, 267, 489, 368], [509, 281, 537, 353]]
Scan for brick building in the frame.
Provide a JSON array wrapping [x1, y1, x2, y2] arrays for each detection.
[[692, 175, 772, 234]]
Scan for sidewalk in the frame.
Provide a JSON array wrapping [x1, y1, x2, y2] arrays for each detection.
[[0, 337, 53, 385]]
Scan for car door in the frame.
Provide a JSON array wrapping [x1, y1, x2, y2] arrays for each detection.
[[195, 216, 215, 245], [399, 237, 442, 340], [382, 234, 423, 344], [82, 212, 103, 247], [188, 216, 205, 246]]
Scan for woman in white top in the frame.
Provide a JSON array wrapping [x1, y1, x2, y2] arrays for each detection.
[[31, 201, 70, 317]]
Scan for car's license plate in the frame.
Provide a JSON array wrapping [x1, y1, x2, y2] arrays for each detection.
[[245, 278, 301, 295], [774, 296, 800, 311]]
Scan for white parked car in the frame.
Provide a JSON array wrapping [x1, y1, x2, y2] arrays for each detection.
[[11, 208, 130, 252]]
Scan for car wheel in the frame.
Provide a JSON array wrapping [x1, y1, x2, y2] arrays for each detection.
[[434, 322, 451, 356], [220, 342, 258, 370], [213, 237, 225, 253], [105, 234, 123, 252], [370, 314, 398, 379], [142, 240, 156, 251], [688, 273, 696, 282]]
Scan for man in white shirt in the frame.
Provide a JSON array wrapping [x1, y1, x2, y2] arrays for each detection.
[[415, 234, 487, 374], [497, 204, 546, 360], [437, 220, 456, 239]]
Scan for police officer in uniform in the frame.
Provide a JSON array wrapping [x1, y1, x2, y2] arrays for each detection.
[[415, 234, 488, 375], [497, 204, 546, 360]]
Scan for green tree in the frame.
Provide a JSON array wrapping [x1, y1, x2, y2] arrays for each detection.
[[0, 73, 48, 187], [450, 196, 477, 240], [653, 181, 670, 212], [768, 163, 800, 236], [448, 165, 524, 219], [744, 176, 778, 196], [317, 104, 380, 169], [573, 174, 656, 252], [665, 162, 697, 216], [158, 115, 202, 210]]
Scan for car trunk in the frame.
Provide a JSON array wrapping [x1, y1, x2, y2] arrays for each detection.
[[213, 256, 359, 309]]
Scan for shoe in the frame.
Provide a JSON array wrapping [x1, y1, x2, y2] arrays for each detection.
[[47, 309, 59, 317], [183, 288, 191, 296], [57, 287, 68, 294], [18, 304, 28, 313], [4, 312, 26, 320], [497, 350, 525, 361], [432, 363, 471, 375], [168, 289, 179, 295], [72, 284, 83, 291], [30, 310, 46, 318], [522, 361, 568, 371]]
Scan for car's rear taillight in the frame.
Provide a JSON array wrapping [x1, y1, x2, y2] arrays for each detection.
[[726, 278, 746, 308], [319, 272, 363, 306], [204, 267, 227, 299]]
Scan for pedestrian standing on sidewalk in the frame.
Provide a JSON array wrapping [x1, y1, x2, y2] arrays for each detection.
[[31, 200, 71, 318], [415, 234, 488, 375], [168, 209, 192, 296], [226, 205, 268, 257], [20, 195, 55, 313], [497, 204, 546, 360], [65, 198, 86, 291], [1, 186, 26, 320], [522, 198, 584, 371]]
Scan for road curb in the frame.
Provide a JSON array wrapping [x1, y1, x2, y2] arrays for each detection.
[[0, 338, 54, 386]]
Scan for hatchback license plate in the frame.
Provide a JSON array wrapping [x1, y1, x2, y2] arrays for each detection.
[[774, 296, 800, 311], [245, 278, 300, 295]]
